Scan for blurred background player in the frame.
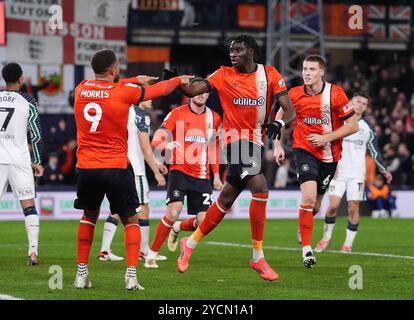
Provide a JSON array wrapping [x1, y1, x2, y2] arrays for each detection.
[[174, 34, 296, 281], [73, 49, 192, 290], [97, 99, 169, 262], [315, 92, 392, 253], [367, 174, 398, 219], [274, 55, 359, 268], [145, 77, 222, 268], [0, 62, 44, 266]]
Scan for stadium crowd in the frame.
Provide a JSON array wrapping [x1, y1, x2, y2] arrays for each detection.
[[32, 57, 414, 189]]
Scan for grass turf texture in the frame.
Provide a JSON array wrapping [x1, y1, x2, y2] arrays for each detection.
[[0, 218, 413, 300]]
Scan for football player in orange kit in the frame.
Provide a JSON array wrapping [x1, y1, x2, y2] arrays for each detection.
[[144, 77, 223, 268], [73, 49, 193, 290], [274, 55, 359, 268], [171, 34, 296, 281]]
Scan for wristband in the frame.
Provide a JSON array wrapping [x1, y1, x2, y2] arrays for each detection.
[[276, 119, 286, 127]]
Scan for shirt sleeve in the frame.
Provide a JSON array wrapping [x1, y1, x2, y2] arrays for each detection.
[[335, 86, 354, 120], [27, 98, 43, 165], [206, 67, 225, 92], [161, 109, 178, 133], [122, 82, 145, 105], [366, 120, 386, 173], [268, 66, 288, 98], [134, 106, 150, 134]]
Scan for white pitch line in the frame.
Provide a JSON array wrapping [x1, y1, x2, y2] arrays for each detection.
[[0, 294, 23, 300], [206, 241, 414, 260]]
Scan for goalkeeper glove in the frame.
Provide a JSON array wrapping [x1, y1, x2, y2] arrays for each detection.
[[262, 120, 285, 140], [161, 68, 178, 80]]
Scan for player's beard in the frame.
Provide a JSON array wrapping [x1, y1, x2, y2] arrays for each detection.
[[114, 74, 120, 83]]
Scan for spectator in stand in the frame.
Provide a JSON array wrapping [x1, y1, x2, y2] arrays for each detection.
[[367, 175, 398, 218], [58, 138, 77, 184], [274, 159, 291, 189], [43, 152, 64, 185]]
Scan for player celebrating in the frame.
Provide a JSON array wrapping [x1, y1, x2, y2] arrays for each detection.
[[172, 35, 296, 281], [144, 77, 222, 269], [315, 92, 392, 253], [274, 55, 359, 268], [73, 49, 192, 290], [97, 100, 168, 262], [0, 62, 44, 266]]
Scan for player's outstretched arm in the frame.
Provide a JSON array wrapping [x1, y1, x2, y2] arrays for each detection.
[[179, 80, 209, 98], [307, 112, 359, 147], [142, 76, 194, 101]]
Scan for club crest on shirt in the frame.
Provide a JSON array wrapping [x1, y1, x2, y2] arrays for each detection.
[[257, 81, 266, 90], [278, 79, 285, 89]]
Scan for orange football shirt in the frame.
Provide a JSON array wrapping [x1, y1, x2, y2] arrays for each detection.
[[206, 64, 287, 146], [161, 104, 221, 180], [289, 82, 355, 163], [74, 79, 145, 169]]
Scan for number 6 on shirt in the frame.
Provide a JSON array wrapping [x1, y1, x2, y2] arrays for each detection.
[[83, 102, 102, 132]]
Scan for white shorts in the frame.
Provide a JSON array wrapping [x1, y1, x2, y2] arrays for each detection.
[[0, 163, 35, 200], [135, 175, 149, 204], [328, 176, 365, 201]]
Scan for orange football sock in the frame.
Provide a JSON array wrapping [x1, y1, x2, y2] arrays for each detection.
[[77, 216, 96, 264], [249, 193, 268, 245], [124, 223, 140, 268], [299, 204, 314, 247], [180, 217, 197, 231], [150, 216, 174, 252], [198, 200, 228, 237]]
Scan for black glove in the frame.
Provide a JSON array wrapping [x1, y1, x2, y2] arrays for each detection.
[[161, 68, 178, 80], [262, 120, 284, 140]]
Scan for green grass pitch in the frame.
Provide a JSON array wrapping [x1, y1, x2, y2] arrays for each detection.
[[0, 218, 413, 300]]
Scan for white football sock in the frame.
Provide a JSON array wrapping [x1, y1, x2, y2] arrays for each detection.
[[25, 214, 39, 256], [186, 236, 199, 249], [302, 245, 312, 258], [77, 263, 88, 276], [146, 249, 157, 259], [172, 221, 181, 233], [344, 229, 357, 248], [101, 221, 117, 252], [252, 249, 264, 263], [140, 225, 150, 255], [323, 222, 336, 241], [126, 266, 136, 278]]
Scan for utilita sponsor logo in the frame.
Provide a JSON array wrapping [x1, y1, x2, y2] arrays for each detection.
[[233, 97, 265, 107], [303, 117, 330, 125]]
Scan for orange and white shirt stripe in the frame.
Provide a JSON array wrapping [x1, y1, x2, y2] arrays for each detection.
[[289, 82, 355, 163], [206, 64, 287, 146]]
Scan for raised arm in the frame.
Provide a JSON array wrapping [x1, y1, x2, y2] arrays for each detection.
[[179, 80, 210, 98]]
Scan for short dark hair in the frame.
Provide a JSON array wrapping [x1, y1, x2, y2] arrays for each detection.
[[304, 55, 326, 69], [91, 49, 117, 74], [2, 62, 23, 84], [225, 34, 261, 62], [190, 77, 204, 85], [353, 91, 369, 100]]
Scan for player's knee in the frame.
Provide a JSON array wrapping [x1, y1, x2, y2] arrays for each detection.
[[122, 215, 138, 225], [166, 210, 179, 221], [138, 204, 149, 219], [301, 196, 316, 208], [348, 201, 359, 217]]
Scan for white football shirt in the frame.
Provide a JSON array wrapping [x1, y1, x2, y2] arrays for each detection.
[[336, 118, 386, 180], [0, 90, 42, 166]]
